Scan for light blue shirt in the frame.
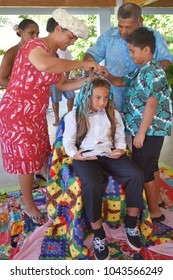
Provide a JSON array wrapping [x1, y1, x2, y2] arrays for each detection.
[[86, 26, 173, 112]]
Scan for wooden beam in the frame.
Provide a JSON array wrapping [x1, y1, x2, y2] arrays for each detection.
[[145, 0, 173, 8], [123, 0, 159, 7], [0, 0, 115, 8], [0, 0, 172, 8]]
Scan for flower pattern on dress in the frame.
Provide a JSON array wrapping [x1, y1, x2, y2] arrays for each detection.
[[0, 38, 62, 174]]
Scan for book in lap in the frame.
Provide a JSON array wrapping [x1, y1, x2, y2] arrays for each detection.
[[82, 146, 112, 157]]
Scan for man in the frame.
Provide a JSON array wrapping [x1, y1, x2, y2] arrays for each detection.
[[83, 2, 172, 216], [83, 2, 172, 113]]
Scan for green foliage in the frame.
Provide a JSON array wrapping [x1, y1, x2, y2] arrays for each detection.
[[18, 15, 32, 20], [165, 63, 173, 101], [143, 15, 173, 54], [0, 49, 5, 55], [69, 15, 98, 60], [0, 13, 173, 61], [165, 63, 173, 86]]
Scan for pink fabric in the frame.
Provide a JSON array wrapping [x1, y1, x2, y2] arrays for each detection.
[[160, 208, 173, 228], [148, 242, 173, 257], [12, 209, 173, 259], [12, 218, 53, 260]]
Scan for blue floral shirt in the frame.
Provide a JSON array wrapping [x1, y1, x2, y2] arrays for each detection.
[[87, 26, 172, 112], [123, 60, 172, 136]]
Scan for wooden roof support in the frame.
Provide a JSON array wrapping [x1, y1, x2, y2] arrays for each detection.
[[123, 0, 159, 7], [144, 0, 173, 8], [0, 0, 172, 8], [0, 0, 115, 8]]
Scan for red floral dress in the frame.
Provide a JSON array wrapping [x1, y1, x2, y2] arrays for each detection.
[[0, 39, 61, 174]]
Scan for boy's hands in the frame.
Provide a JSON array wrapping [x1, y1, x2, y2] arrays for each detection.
[[133, 132, 145, 148], [96, 66, 110, 79]]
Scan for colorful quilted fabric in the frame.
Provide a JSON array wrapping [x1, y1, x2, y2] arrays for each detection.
[[1, 118, 173, 260], [1, 165, 173, 259], [0, 186, 46, 260], [41, 117, 153, 259]]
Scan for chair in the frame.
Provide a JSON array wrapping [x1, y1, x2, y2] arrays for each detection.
[[45, 117, 152, 259]]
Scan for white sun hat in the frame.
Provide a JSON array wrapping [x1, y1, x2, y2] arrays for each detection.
[[52, 9, 90, 38]]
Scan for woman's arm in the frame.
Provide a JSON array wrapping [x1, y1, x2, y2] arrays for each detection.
[[28, 47, 101, 74], [0, 46, 18, 87], [55, 74, 89, 92]]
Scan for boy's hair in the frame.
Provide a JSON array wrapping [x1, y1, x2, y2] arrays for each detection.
[[118, 2, 142, 21], [126, 27, 156, 54], [76, 78, 116, 147]]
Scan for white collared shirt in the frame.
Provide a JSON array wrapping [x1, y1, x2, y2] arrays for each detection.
[[63, 109, 126, 158]]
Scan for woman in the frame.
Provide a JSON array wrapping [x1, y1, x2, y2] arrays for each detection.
[[0, 9, 100, 225], [0, 18, 39, 87], [0, 18, 44, 186]]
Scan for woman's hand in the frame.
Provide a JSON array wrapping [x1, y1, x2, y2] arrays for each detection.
[[73, 150, 97, 161], [82, 61, 101, 72], [108, 149, 125, 159]]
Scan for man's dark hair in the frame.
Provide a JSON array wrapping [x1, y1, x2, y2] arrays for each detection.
[[118, 2, 142, 21], [126, 27, 156, 54]]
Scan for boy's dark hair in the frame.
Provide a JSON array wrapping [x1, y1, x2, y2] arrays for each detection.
[[118, 2, 142, 21], [17, 19, 38, 37], [46, 17, 59, 33], [126, 27, 156, 54]]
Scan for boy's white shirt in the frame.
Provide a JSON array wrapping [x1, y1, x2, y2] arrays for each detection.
[[63, 109, 127, 158]]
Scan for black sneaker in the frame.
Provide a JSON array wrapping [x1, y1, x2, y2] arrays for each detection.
[[93, 237, 110, 260], [122, 221, 141, 251]]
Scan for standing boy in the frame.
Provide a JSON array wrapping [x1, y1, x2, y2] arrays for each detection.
[[100, 27, 172, 222]]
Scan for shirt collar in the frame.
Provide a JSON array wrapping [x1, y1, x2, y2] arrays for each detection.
[[89, 109, 106, 115]]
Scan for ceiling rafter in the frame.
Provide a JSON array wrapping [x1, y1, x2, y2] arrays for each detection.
[[0, 0, 114, 8], [123, 0, 159, 6], [0, 0, 172, 8]]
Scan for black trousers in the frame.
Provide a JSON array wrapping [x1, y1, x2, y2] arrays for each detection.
[[132, 136, 164, 183], [73, 155, 144, 223]]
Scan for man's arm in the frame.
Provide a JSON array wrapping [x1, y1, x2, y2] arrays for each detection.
[[158, 60, 171, 70], [83, 53, 95, 62], [153, 28, 172, 69]]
